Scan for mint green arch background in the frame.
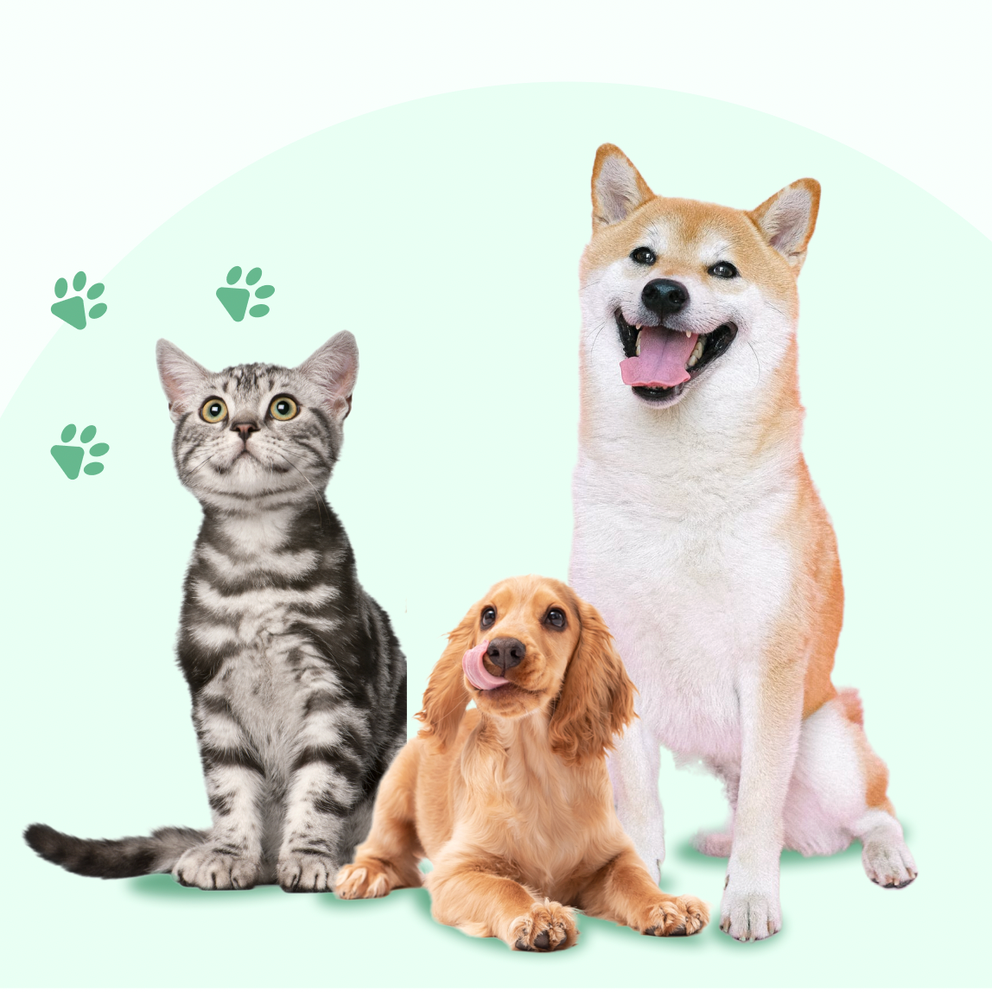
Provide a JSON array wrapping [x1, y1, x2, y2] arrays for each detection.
[[1, 84, 986, 988]]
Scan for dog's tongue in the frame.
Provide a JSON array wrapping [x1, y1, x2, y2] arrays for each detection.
[[620, 327, 699, 388], [462, 640, 509, 690]]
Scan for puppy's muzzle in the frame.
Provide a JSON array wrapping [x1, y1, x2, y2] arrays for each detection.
[[487, 637, 526, 673]]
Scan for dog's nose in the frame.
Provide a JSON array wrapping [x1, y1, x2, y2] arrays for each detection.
[[642, 278, 689, 315], [230, 420, 259, 441], [487, 637, 526, 671]]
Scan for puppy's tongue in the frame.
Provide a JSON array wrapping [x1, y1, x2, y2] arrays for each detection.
[[620, 327, 698, 388], [462, 640, 509, 690]]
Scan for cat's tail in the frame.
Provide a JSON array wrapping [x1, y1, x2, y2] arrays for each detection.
[[23, 823, 206, 879]]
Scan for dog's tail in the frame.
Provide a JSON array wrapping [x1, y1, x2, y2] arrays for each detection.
[[23, 823, 206, 879]]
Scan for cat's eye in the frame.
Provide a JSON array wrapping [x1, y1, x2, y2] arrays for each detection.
[[481, 607, 496, 629], [708, 261, 739, 279], [545, 608, 566, 629], [201, 398, 228, 423], [631, 247, 657, 266], [270, 396, 298, 421]]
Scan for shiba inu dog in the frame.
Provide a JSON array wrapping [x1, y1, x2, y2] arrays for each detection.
[[569, 144, 917, 942]]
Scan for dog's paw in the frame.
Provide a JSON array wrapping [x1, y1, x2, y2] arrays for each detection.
[[509, 900, 579, 952], [277, 851, 337, 892], [173, 845, 260, 890], [692, 829, 733, 858], [335, 860, 394, 899], [640, 894, 710, 936], [862, 836, 917, 889], [719, 883, 781, 941]]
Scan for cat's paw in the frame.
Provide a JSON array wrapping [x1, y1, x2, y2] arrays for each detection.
[[277, 851, 338, 892], [173, 845, 260, 890]]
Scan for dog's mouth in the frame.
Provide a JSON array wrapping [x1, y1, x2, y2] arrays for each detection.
[[614, 310, 737, 403]]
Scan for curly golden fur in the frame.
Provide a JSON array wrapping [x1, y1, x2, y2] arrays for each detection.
[[336, 575, 709, 951]]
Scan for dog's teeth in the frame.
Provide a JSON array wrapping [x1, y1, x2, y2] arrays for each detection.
[[687, 337, 705, 368], [685, 331, 691, 338], [635, 331, 641, 356], [635, 324, 642, 331]]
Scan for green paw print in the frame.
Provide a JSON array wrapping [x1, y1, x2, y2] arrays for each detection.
[[51, 424, 109, 480], [51, 271, 107, 329], [216, 266, 274, 321]]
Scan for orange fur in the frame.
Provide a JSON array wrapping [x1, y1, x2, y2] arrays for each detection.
[[337, 576, 709, 950]]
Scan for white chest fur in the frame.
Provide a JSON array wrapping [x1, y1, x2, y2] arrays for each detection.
[[570, 430, 799, 766]]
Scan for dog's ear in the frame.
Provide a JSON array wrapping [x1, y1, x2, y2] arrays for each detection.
[[591, 144, 655, 230], [749, 179, 821, 272], [549, 596, 637, 765], [415, 602, 479, 752]]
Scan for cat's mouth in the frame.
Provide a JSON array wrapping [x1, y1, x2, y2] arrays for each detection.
[[226, 447, 291, 474]]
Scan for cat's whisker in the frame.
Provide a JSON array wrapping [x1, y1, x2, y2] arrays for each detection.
[[182, 449, 217, 481], [275, 453, 325, 518]]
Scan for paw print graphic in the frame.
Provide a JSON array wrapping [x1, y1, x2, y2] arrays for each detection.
[[216, 266, 275, 321], [51, 424, 109, 479], [51, 272, 107, 329]]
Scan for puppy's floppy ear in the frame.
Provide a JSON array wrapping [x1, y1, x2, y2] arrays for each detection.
[[549, 596, 637, 765], [591, 144, 655, 230], [415, 602, 480, 752], [749, 179, 821, 272]]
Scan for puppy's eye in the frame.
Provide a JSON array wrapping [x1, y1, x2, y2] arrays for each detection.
[[546, 608, 566, 629], [630, 247, 656, 266], [270, 396, 298, 421], [481, 607, 496, 629], [708, 261, 738, 279], [201, 398, 227, 423]]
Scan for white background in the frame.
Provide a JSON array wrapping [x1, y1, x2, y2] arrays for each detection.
[[2, 0, 988, 414]]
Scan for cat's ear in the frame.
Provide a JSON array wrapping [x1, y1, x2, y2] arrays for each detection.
[[156, 339, 212, 423], [297, 332, 359, 423]]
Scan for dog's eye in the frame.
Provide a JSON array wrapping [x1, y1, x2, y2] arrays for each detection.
[[630, 247, 656, 266], [708, 261, 738, 279], [546, 608, 566, 629], [480, 607, 496, 629]]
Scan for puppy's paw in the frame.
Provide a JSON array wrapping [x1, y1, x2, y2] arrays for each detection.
[[862, 836, 917, 889], [692, 829, 733, 858], [719, 883, 781, 941], [335, 860, 395, 899], [277, 851, 337, 892], [641, 894, 710, 936], [173, 845, 260, 890], [509, 900, 579, 952]]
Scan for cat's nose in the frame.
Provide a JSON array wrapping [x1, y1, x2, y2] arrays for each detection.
[[231, 420, 259, 441]]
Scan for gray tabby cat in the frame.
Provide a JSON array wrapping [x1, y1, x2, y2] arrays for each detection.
[[25, 332, 407, 891]]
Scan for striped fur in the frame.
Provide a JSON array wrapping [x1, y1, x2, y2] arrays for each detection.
[[24, 333, 407, 890]]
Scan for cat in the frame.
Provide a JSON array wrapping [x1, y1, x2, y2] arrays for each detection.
[[25, 332, 407, 891]]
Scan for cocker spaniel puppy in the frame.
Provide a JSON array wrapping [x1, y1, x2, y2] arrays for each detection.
[[336, 575, 709, 950]]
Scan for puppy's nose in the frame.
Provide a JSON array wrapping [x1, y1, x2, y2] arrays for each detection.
[[642, 278, 689, 315], [487, 637, 526, 671], [231, 420, 259, 441]]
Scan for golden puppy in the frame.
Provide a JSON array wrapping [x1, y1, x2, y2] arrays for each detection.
[[336, 575, 709, 951]]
